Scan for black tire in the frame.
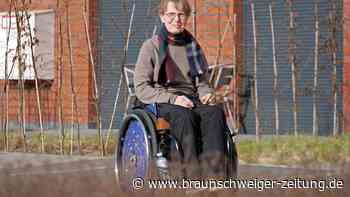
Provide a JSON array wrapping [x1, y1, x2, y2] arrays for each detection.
[[226, 132, 238, 179]]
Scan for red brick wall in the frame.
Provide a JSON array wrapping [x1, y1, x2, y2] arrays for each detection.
[[0, 0, 95, 127], [187, 0, 242, 67], [344, 0, 350, 133], [187, 0, 243, 119]]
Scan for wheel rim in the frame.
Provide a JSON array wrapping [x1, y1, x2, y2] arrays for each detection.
[[118, 117, 151, 191]]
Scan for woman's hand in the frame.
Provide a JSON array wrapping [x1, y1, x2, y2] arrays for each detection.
[[200, 93, 215, 105], [174, 95, 194, 108]]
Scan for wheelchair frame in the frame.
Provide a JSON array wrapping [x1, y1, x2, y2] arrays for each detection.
[[114, 104, 238, 192], [114, 64, 238, 193]]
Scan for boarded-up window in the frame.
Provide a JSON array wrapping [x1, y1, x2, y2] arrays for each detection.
[[0, 10, 54, 80]]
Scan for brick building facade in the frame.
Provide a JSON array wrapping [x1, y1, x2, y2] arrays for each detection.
[[0, 0, 96, 129], [0, 0, 349, 133]]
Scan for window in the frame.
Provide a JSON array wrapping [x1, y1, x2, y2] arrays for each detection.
[[0, 10, 54, 80]]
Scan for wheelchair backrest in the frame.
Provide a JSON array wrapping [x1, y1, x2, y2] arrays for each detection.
[[123, 64, 136, 97]]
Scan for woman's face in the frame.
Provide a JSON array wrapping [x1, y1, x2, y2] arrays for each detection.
[[160, 2, 189, 34]]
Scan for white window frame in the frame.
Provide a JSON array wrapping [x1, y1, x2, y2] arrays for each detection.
[[0, 9, 54, 80]]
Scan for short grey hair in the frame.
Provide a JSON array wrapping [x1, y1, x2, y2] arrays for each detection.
[[159, 0, 192, 17]]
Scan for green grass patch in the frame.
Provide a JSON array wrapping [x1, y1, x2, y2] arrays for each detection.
[[237, 134, 350, 168]]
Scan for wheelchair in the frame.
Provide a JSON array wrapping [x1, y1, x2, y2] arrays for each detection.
[[114, 101, 238, 192]]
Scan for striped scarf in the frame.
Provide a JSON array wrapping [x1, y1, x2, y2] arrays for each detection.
[[157, 23, 209, 84]]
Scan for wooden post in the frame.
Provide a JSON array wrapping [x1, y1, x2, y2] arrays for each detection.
[[22, 1, 45, 152], [251, 3, 260, 141], [14, 2, 27, 151], [269, 4, 280, 136], [105, 3, 136, 153], [3, 0, 14, 152], [313, 0, 319, 136], [330, 0, 338, 136], [56, 0, 65, 154], [65, 1, 80, 155], [232, 13, 238, 133], [212, 20, 231, 89], [287, 0, 298, 136], [83, 0, 102, 155]]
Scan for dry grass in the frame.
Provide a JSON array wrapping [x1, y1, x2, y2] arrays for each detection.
[[237, 134, 350, 169], [2, 131, 350, 171], [0, 132, 349, 197], [2, 131, 350, 169], [0, 132, 117, 156]]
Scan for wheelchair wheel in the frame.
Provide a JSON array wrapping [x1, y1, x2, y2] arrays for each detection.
[[114, 109, 157, 192], [225, 132, 238, 178]]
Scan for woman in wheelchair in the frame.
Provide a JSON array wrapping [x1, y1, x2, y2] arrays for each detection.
[[131, 0, 235, 180], [115, 0, 237, 190]]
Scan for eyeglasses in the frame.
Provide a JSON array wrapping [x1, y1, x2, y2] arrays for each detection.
[[164, 12, 187, 21]]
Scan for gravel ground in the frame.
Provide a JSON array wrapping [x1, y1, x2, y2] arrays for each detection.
[[0, 152, 348, 197]]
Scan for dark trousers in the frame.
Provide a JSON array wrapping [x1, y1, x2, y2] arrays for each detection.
[[158, 102, 227, 179]]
